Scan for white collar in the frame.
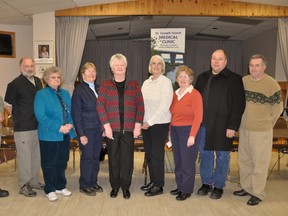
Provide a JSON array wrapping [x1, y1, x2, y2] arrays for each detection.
[[175, 85, 193, 100]]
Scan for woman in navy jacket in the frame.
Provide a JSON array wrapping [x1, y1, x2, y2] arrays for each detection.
[[34, 66, 76, 202], [72, 62, 103, 196]]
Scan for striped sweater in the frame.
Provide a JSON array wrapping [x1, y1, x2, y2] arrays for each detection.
[[96, 78, 144, 132]]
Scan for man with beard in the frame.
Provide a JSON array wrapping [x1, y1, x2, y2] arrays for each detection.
[[4, 57, 44, 197]]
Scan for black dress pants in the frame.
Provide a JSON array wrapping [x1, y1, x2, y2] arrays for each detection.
[[106, 131, 134, 191], [142, 123, 169, 187]]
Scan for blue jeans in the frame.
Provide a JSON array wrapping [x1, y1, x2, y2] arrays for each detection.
[[198, 126, 230, 189]]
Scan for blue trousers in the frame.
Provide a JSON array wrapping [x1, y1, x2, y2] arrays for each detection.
[[79, 128, 102, 189], [198, 127, 230, 189], [171, 125, 199, 194], [39, 134, 70, 194]]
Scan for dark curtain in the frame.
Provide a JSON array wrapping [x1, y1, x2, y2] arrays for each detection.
[[80, 39, 244, 85]]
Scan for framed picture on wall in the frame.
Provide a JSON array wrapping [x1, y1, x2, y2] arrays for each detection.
[[34, 41, 53, 63]]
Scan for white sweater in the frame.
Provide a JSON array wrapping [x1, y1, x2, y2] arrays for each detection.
[[141, 74, 173, 126]]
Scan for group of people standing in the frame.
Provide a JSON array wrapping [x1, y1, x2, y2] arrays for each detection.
[[0, 49, 283, 206]]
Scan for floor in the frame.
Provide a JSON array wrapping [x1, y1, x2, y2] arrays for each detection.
[[0, 150, 288, 216]]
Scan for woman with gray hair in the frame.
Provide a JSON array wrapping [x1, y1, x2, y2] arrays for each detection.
[[34, 66, 76, 202], [141, 55, 173, 196], [97, 53, 144, 199]]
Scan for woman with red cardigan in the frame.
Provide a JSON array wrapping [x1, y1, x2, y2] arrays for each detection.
[[96, 53, 144, 199]]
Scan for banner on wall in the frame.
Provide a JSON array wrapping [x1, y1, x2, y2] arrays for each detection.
[[151, 28, 186, 85]]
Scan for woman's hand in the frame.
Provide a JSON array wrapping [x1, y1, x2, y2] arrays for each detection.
[[142, 121, 150, 130], [80, 135, 88, 145], [133, 123, 142, 138], [103, 123, 113, 140], [187, 136, 195, 147], [59, 125, 70, 134], [65, 124, 73, 130]]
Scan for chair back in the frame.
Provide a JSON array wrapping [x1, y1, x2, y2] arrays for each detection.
[[6, 116, 13, 128], [274, 117, 287, 129]]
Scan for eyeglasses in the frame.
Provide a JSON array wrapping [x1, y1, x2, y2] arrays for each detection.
[[178, 75, 190, 79]]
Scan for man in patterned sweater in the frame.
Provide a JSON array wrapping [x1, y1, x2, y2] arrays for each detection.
[[234, 54, 283, 206]]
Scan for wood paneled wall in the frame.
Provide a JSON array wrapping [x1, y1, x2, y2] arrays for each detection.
[[55, 0, 288, 17]]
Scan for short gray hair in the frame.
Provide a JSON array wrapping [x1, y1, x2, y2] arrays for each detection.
[[42, 66, 63, 86], [249, 54, 267, 66], [109, 53, 127, 68]]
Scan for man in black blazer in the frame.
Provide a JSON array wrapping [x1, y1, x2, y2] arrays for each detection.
[[194, 49, 246, 199]]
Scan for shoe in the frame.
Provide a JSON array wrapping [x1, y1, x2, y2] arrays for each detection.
[[91, 184, 103, 193], [55, 188, 72, 197], [110, 189, 119, 198], [210, 187, 223, 199], [80, 188, 96, 196], [123, 190, 131, 199], [19, 183, 37, 197], [233, 189, 249, 197], [145, 186, 163, 197], [247, 196, 262, 206], [170, 189, 181, 196], [176, 193, 191, 201], [197, 184, 212, 196], [0, 188, 9, 198], [140, 182, 153, 191], [46, 192, 58, 202], [30, 182, 45, 190]]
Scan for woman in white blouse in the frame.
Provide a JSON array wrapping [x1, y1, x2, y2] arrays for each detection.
[[141, 55, 173, 196]]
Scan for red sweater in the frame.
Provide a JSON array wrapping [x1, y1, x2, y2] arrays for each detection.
[[170, 89, 203, 136], [96, 78, 144, 132]]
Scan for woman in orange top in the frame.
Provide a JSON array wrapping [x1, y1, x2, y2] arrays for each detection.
[[169, 65, 203, 201]]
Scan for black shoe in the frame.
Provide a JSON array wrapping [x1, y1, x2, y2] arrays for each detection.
[[0, 188, 9, 198], [176, 193, 191, 201], [140, 182, 153, 191], [210, 187, 223, 199], [247, 196, 262, 206], [170, 189, 181, 196], [80, 188, 96, 196], [91, 184, 103, 193], [110, 189, 119, 198], [123, 190, 131, 199], [145, 186, 163, 197], [197, 184, 212, 196], [233, 189, 249, 197]]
